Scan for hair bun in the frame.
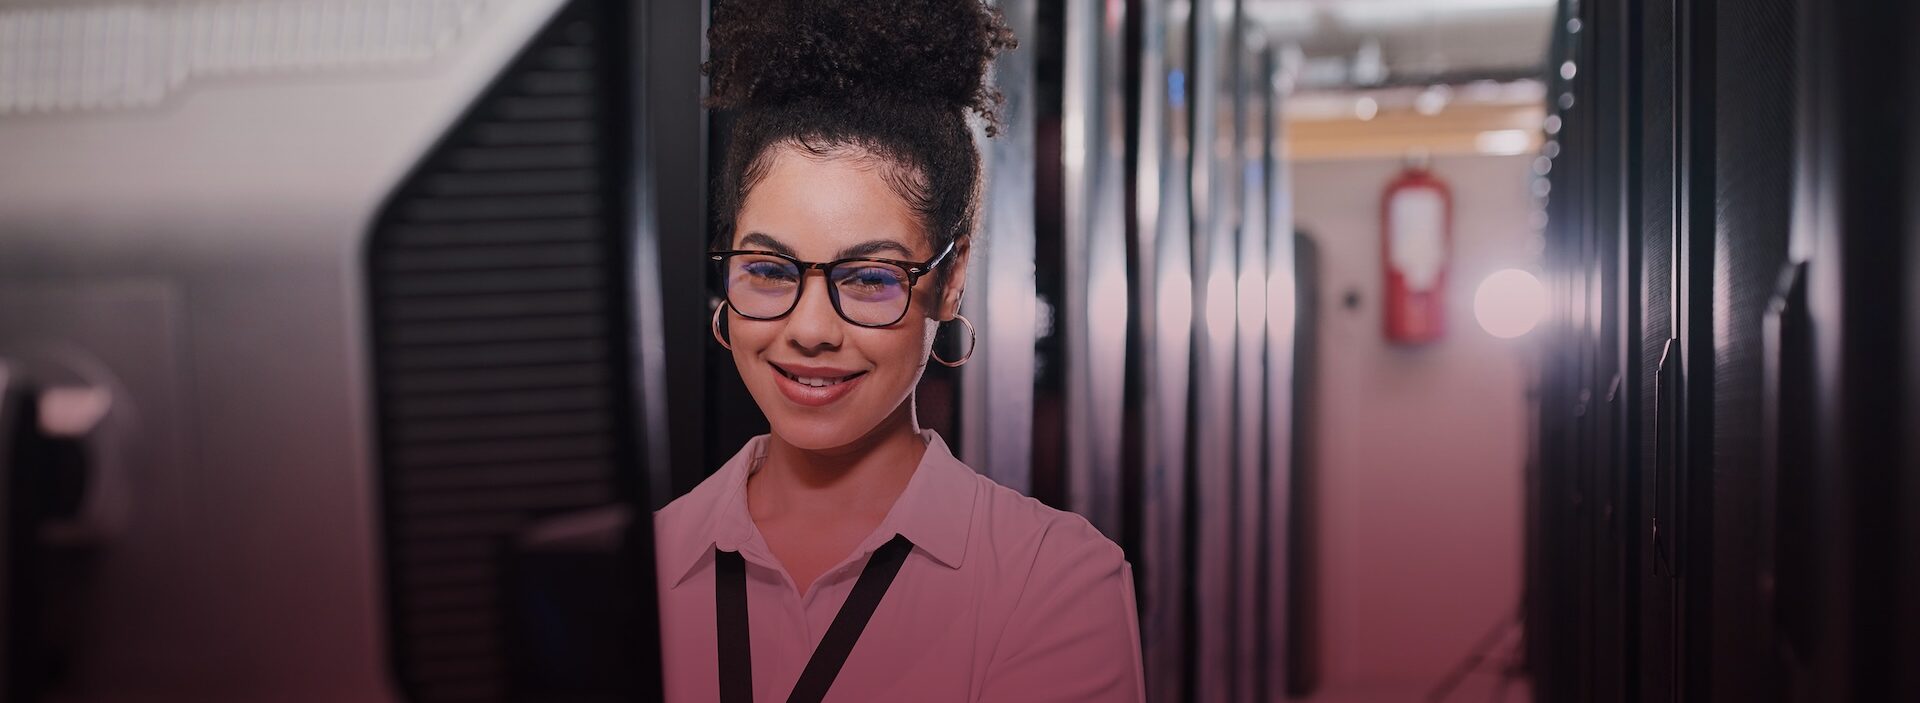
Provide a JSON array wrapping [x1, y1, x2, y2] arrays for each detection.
[[704, 0, 1015, 133]]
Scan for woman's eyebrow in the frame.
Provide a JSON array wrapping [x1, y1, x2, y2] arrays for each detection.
[[737, 231, 794, 255], [838, 239, 916, 259]]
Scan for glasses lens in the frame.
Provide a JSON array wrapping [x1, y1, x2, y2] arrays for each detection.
[[831, 262, 912, 326], [724, 254, 801, 318]]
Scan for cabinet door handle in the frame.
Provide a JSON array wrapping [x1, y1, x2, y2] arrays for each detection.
[[1652, 338, 1679, 578], [1760, 261, 1810, 668]]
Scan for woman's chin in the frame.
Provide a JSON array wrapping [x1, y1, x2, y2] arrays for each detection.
[[765, 416, 868, 452]]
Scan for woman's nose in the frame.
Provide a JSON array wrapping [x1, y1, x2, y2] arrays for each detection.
[[782, 273, 845, 351]]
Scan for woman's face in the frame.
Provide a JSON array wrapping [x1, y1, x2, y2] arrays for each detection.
[[725, 143, 967, 452]]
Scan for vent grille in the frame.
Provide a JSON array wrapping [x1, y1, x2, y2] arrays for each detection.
[[365, 2, 639, 701]]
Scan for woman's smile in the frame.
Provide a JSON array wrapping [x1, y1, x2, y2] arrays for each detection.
[[769, 361, 870, 407]]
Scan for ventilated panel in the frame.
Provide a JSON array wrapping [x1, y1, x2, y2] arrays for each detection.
[[1638, 0, 1676, 493], [1709, 1, 1795, 700], [365, 1, 640, 701], [0, 0, 501, 115]]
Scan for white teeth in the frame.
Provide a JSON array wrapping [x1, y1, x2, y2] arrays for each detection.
[[777, 367, 857, 388]]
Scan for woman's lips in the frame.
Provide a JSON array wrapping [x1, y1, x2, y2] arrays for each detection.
[[769, 362, 868, 407]]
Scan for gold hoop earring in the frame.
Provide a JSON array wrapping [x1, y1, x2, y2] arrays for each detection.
[[932, 314, 976, 367], [711, 302, 732, 351]]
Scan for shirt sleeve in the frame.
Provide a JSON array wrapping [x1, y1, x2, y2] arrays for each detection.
[[979, 528, 1147, 702]]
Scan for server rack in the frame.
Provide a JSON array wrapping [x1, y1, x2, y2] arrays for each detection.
[[364, 1, 664, 699], [1533, 0, 1916, 700]]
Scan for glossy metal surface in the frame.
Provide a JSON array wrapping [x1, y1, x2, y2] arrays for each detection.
[[961, 0, 1039, 494], [1191, 1, 1242, 699], [1229, 35, 1270, 703], [1141, 0, 1197, 699], [1263, 44, 1301, 700], [1062, 0, 1131, 539]]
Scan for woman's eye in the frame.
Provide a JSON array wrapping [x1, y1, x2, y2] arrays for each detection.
[[847, 268, 899, 287], [742, 262, 798, 282], [836, 266, 905, 297]]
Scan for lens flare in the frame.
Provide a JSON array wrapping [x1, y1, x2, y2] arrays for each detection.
[[1473, 268, 1547, 339]]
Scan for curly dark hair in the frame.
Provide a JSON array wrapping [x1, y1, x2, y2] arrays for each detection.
[[704, 0, 1016, 288]]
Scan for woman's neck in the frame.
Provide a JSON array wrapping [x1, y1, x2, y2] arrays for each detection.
[[749, 401, 927, 523]]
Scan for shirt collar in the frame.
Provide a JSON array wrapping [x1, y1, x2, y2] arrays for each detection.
[[882, 429, 975, 570], [662, 436, 762, 589], [663, 429, 977, 589]]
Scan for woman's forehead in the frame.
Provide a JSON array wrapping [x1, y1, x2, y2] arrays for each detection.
[[734, 145, 929, 259]]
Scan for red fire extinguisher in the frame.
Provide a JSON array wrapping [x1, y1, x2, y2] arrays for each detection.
[[1381, 166, 1452, 344]]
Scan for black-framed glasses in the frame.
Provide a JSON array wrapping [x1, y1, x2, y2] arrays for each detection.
[[709, 240, 955, 328]]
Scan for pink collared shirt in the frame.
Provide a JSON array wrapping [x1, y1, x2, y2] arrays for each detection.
[[653, 430, 1146, 702]]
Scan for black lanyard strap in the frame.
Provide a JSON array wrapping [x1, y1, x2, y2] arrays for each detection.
[[716, 547, 755, 703], [715, 534, 915, 703]]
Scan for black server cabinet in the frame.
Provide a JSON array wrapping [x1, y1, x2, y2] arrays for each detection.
[[365, 1, 665, 700], [1792, 0, 1920, 700], [1535, 0, 1915, 701]]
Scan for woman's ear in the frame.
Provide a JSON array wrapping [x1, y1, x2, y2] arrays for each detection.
[[937, 237, 971, 320]]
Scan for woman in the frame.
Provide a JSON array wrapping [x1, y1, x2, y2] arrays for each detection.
[[652, 1, 1146, 701]]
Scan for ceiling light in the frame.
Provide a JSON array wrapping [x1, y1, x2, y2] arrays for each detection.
[[1477, 129, 1532, 155], [1415, 85, 1451, 115]]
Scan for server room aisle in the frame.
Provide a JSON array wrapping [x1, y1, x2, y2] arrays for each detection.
[[1292, 153, 1540, 703], [4, 1, 1916, 702], [1272, 2, 1556, 699]]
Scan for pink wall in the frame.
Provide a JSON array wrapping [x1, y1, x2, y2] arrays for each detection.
[[1293, 154, 1535, 690]]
